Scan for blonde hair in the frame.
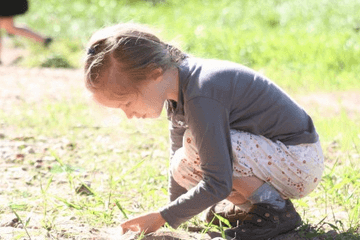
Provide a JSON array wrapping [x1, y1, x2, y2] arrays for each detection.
[[84, 23, 186, 98]]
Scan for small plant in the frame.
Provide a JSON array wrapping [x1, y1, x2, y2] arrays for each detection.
[[10, 206, 32, 240], [41, 54, 73, 68]]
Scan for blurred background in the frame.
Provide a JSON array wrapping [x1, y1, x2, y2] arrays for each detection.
[[6, 0, 360, 93]]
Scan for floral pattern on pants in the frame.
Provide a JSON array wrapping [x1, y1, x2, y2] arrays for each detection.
[[171, 129, 324, 199]]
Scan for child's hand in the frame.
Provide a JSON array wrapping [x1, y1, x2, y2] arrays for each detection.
[[120, 212, 166, 235]]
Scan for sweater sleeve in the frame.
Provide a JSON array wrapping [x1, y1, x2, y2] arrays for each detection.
[[168, 122, 187, 201], [160, 97, 233, 228], [169, 121, 186, 158]]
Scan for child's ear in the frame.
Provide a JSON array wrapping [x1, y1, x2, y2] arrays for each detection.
[[149, 68, 163, 82]]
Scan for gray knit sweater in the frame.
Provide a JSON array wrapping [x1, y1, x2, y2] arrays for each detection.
[[159, 57, 318, 228]]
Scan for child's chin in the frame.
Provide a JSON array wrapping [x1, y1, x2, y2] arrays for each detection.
[[146, 113, 160, 119]]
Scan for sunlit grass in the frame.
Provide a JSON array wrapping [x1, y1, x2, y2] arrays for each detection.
[[11, 0, 359, 92], [1, 92, 359, 236], [1, 0, 359, 238]]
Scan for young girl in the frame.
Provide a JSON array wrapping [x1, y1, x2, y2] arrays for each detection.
[[84, 23, 324, 240]]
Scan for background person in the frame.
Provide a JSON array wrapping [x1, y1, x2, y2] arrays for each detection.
[[0, 0, 52, 65]]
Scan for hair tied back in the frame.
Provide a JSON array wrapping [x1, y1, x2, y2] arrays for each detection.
[[87, 44, 99, 56]]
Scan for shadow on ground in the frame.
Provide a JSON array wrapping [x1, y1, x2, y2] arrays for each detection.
[[116, 224, 360, 240], [2, 215, 358, 240]]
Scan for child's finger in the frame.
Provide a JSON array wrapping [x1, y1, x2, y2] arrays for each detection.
[[120, 223, 140, 234]]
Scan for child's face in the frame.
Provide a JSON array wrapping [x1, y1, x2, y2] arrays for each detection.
[[93, 69, 167, 119]]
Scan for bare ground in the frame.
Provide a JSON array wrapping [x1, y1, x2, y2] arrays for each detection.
[[1, 43, 359, 240]]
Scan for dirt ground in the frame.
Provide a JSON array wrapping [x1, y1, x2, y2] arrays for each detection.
[[1, 40, 359, 240]]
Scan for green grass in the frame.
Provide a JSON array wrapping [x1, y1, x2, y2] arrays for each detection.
[[1, 0, 360, 238], [1, 92, 359, 238], [11, 0, 360, 93]]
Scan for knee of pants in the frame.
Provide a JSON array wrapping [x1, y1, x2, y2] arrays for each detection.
[[170, 147, 203, 190], [170, 148, 189, 189]]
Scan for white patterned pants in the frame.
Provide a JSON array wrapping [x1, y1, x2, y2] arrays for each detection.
[[171, 129, 324, 199]]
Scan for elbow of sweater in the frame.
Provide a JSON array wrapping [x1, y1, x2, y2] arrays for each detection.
[[214, 179, 233, 200], [223, 182, 233, 199]]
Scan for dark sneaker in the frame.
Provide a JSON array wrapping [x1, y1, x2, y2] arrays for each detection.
[[225, 199, 302, 240], [44, 37, 53, 47], [206, 200, 248, 227]]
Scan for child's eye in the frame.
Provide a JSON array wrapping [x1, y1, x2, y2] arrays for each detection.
[[125, 102, 131, 107]]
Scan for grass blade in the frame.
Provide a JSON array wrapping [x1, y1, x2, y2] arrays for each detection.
[[115, 200, 129, 219]]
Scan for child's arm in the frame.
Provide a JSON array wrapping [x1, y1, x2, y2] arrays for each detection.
[[168, 122, 187, 201], [169, 122, 186, 157], [120, 119, 188, 235], [160, 97, 234, 228], [168, 174, 187, 201]]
